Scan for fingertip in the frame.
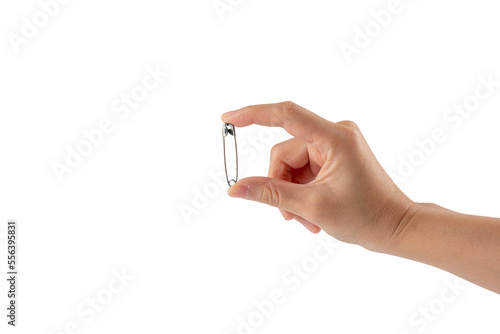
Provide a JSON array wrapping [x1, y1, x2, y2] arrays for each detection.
[[228, 184, 249, 199], [295, 218, 322, 234], [279, 209, 294, 221], [310, 225, 322, 234], [221, 110, 237, 123], [302, 223, 321, 234]]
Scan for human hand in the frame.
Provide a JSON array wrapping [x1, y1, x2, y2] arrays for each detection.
[[221, 102, 416, 251]]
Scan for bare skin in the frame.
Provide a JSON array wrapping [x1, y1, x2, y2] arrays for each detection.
[[221, 101, 500, 294]]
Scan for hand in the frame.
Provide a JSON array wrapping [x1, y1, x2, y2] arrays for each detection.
[[221, 101, 415, 251]]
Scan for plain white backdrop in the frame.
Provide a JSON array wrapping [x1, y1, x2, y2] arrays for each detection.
[[0, 0, 499, 333]]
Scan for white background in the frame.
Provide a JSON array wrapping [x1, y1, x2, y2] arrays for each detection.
[[1, 0, 499, 333]]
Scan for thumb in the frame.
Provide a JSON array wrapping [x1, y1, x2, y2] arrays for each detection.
[[228, 177, 309, 216]]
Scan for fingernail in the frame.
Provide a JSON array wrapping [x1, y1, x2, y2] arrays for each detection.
[[228, 185, 249, 199], [222, 110, 237, 120]]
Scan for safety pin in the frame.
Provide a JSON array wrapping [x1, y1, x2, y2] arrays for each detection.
[[222, 123, 238, 187]]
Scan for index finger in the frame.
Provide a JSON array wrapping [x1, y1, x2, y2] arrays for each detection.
[[221, 101, 336, 146]]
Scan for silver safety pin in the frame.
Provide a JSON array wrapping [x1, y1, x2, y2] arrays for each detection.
[[222, 123, 238, 187]]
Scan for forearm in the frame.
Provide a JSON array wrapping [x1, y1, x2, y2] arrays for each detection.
[[380, 203, 500, 293]]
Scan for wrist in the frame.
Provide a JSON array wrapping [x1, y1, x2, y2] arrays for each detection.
[[364, 200, 423, 254]]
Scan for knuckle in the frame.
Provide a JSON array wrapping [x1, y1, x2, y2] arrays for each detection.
[[270, 143, 281, 159], [260, 183, 282, 207], [338, 121, 362, 143], [338, 120, 359, 130], [280, 101, 299, 116]]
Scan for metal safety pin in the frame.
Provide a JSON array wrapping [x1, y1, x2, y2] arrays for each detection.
[[222, 123, 238, 187]]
